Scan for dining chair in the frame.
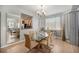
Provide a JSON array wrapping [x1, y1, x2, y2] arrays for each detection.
[[47, 31, 54, 51], [24, 34, 31, 49], [48, 32, 53, 44], [24, 34, 38, 51]]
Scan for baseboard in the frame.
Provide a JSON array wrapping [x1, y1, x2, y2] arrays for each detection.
[[1, 40, 24, 48]]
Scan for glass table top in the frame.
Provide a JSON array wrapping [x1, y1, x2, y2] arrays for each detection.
[[32, 32, 48, 41]]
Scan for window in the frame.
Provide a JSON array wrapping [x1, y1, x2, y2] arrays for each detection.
[[46, 16, 61, 30]]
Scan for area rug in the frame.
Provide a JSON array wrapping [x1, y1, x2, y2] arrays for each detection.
[[27, 44, 51, 53]]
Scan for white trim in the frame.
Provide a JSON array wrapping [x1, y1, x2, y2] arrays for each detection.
[[1, 40, 24, 48]]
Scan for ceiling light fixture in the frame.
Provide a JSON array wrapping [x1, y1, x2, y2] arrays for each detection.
[[36, 5, 46, 16]]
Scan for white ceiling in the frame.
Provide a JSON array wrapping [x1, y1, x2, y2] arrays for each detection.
[[16, 5, 72, 16]]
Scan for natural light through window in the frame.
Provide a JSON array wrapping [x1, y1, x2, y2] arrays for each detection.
[[45, 16, 61, 30]]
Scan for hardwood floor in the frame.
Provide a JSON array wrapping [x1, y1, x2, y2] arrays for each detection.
[[0, 38, 79, 53], [52, 39, 79, 53]]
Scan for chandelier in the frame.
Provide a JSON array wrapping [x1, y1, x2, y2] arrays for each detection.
[[36, 5, 46, 16]]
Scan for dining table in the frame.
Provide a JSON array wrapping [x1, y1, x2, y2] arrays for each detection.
[[29, 31, 51, 53]]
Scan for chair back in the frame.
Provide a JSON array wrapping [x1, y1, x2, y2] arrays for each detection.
[[47, 32, 53, 45], [24, 34, 31, 49]]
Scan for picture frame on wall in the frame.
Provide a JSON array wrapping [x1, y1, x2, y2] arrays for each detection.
[[21, 13, 32, 29]]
